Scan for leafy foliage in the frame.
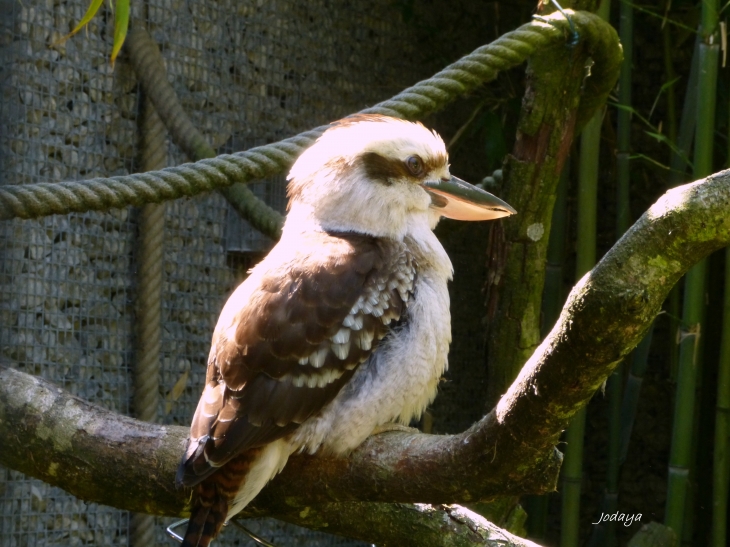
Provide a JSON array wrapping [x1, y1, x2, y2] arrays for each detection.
[[55, 0, 130, 66]]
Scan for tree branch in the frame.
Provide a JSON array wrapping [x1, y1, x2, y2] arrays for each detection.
[[0, 365, 540, 545], [262, 503, 541, 547], [2, 170, 730, 536]]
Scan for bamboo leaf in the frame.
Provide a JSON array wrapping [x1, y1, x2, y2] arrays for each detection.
[[644, 130, 689, 158], [629, 153, 673, 171], [623, 1, 698, 33], [612, 102, 659, 132], [110, 0, 130, 67], [55, 0, 105, 44], [649, 76, 681, 118]]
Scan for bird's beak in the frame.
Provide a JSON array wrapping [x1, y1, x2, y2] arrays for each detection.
[[422, 176, 517, 221]]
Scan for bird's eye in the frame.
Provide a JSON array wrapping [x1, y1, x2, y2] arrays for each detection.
[[405, 156, 424, 176]]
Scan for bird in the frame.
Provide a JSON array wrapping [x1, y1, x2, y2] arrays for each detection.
[[176, 114, 516, 546]]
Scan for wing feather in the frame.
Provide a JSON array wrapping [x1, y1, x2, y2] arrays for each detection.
[[178, 231, 414, 487]]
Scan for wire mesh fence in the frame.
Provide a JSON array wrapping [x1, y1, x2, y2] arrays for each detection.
[[0, 0, 466, 545]]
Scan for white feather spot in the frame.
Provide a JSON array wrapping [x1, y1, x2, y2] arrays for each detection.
[[351, 296, 364, 314], [350, 314, 363, 330], [331, 341, 350, 360], [331, 328, 350, 344], [308, 347, 328, 368]]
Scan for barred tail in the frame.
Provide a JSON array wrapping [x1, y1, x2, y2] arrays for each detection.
[[180, 446, 272, 546], [180, 482, 228, 547]]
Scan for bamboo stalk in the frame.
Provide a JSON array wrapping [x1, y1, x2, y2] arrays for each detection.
[[695, 252, 726, 545], [661, 3, 678, 148], [710, 68, 730, 547], [712, 248, 730, 546], [526, 167, 570, 540], [619, 325, 654, 463], [665, 35, 700, 383], [615, 0, 633, 241], [667, 34, 699, 186], [560, 90, 603, 547], [559, 8, 612, 546], [586, 3, 633, 544], [665, 0, 719, 538]]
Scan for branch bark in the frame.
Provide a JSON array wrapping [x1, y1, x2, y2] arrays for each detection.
[[3, 170, 730, 536], [263, 503, 540, 547]]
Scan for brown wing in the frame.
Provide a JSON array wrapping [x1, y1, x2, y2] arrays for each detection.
[[177, 231, 415, 487]]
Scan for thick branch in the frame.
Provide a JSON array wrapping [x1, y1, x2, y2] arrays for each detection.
[[0, 366, 536, 545], [263, 503, 540, 547], [2, 170, 730, 524]]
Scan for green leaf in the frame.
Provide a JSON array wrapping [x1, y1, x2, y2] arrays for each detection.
[[110, 0, 130, 67], [62, 0, 105, 41], [649, 76, 681, 118], [644, 130, 691, 164], [629, 153, 672, 171]]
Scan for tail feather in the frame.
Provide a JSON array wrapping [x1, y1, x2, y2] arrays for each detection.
[[201, 496, 228, 545], [181, 482, 227, 547], [179, 448, 264, 546], [180, 505, 210, 547]]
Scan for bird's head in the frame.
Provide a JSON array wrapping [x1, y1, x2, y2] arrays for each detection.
[[285, 115, 516, 239]]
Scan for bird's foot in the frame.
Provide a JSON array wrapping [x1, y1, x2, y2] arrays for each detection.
[[371, 422, 420, 436]]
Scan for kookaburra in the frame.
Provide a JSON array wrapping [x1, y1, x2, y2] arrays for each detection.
[[177, 114, 515, 546]]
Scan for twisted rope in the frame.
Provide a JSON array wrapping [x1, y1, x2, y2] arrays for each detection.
[[134, 96, 165, 426], [125, 27, 283, 239], [0, 11, 620, 221], [130, 96, 166, 547]]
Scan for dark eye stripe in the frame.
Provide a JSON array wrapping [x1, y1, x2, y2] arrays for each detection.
[[357, 152, 410, 185], [356, 151, 447, 184]]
